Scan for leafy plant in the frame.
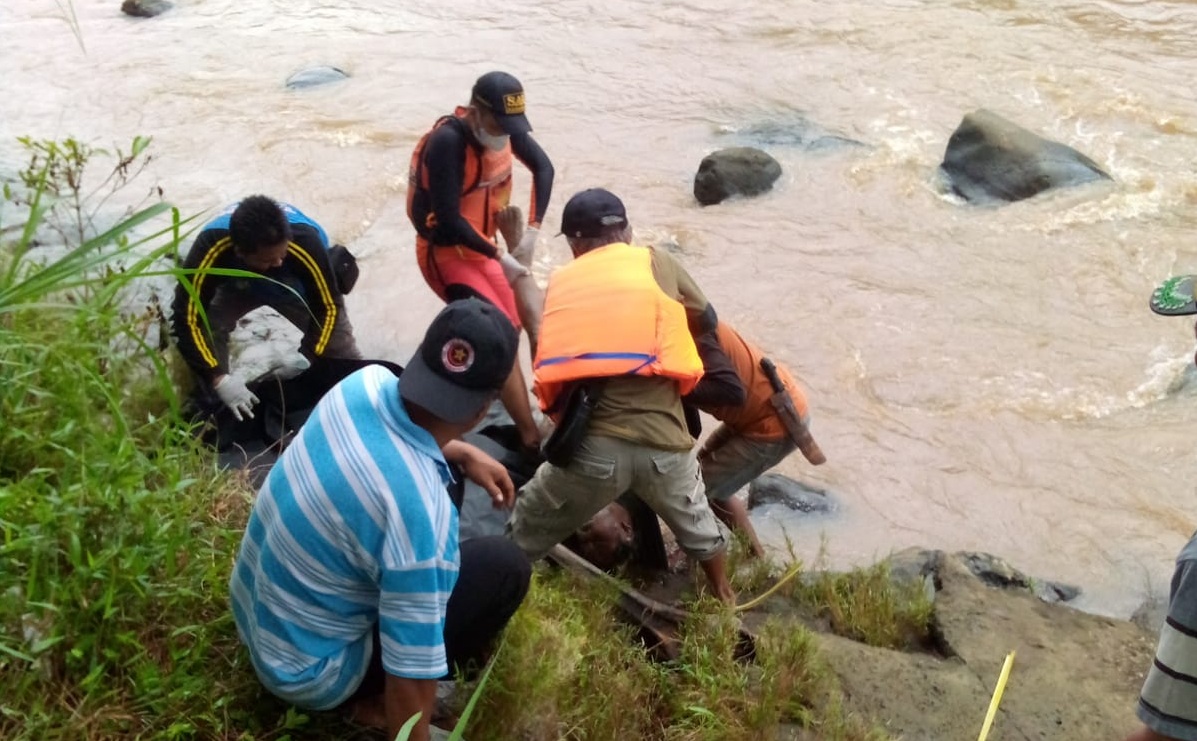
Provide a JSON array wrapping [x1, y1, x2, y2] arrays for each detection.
[[0, 136, 294, 741], [7, 135, 159, 249]]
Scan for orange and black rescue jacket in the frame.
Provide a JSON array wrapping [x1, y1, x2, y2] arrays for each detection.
[[407, 108, 514, 256]]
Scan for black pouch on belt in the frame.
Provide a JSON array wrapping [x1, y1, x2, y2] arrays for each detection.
[[542, 382, 604, 467]]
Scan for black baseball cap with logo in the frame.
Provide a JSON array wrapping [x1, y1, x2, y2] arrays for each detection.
[[470, 71, 532, 136], [400, 298, 519, 424], [560, 188, 630, 239]]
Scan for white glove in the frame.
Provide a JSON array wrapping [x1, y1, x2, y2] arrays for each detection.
[[511, 227, 539, 268], [499, 252, 531, 285], [214, 374, 260, 421]]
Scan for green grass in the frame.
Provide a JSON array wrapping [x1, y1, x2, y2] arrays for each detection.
[[460, 558, 903, 741], [0, 136, 359, 741], [729, 533, 935, 652], [798, 561, 935, 651]]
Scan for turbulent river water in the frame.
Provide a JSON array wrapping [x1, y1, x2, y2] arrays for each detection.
[[6, 0, 1197, 617]]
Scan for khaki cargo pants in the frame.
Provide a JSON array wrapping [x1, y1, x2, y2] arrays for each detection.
[[508, 433, 728, 562]]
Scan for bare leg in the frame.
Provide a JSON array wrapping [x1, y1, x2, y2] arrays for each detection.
[[501, 362, 540, 452], [709, 497, 765, 559], [698, 550, 736, 605], [510, 274, 542, 356]]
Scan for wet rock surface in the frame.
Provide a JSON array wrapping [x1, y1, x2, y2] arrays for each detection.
[[747, 473, 834, 513], [693, 146, 782, 206], [886, 547, 1082, 605], [938, 108, 1111, 204], [285, 66, 350, 90], [121, 0, 173, 18], [723, 117, 865, 152]]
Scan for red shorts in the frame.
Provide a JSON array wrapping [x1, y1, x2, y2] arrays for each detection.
[[416, 239, 521, 330]]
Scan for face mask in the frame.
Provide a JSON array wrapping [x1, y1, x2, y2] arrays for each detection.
[[473, 126, 509, 152]]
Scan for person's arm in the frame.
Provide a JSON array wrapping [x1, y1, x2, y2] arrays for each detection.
[[424, 125, 500, 257], [684, 328, 746, 409], [510, 133, 554, 228], [648, 247, 744, 406], [289, 225, 343, 360], [376, 511, 457, 740], [383, 674, 438, 741], [170, 229, 233, 384], [1128, 552, 1197, 741], [443, 439, 516, 508], [648, 246, 717, 332]]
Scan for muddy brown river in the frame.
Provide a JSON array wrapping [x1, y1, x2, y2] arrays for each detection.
[[5, 0, 1197, 617]]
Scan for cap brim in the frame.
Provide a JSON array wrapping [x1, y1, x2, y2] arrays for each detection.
[[399, 351, 492, 425], [496, 113, 532, 136]]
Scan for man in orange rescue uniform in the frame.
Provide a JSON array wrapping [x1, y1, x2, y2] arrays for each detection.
[[407, 70, 554, 453], [685, 323, 815, 559], [507, 188, 736, 604]]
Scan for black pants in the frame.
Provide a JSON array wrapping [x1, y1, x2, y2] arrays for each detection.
[[196, 357, 404, 452], [347, 536, 531, 701]]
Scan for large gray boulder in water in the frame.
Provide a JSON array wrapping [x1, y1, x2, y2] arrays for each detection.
[[121, 0, 172, 17], [693, 147, 782, 206], [285, 66, 350, 90], [938, 109, 1111, 204]]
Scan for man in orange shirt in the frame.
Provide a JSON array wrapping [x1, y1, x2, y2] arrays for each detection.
[[685, 322, 813, 558]]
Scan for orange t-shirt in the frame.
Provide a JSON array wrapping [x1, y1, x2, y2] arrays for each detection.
[[700, 322, 810, 441]]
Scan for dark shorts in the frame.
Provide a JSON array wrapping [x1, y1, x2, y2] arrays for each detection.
[[341, 536, 531, 704]]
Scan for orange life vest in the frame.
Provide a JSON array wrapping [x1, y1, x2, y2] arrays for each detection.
[[406, 106, 514, 243], [701, 322, 810, 440], [533, 243, 704, 413]]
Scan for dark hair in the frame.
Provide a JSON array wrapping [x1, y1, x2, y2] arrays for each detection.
[[567, 224, 633, 255], [229, 195, 291, 253]]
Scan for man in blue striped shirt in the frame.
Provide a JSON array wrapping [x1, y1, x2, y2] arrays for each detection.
[[230, 298, 530, 741], [1124, 529, 1197, 741]]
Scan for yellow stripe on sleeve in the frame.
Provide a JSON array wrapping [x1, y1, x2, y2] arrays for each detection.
[[186, 237, 234, 369], [287, 242, 337, 355]]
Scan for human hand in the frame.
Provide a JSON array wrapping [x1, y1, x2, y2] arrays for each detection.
[[443, 440, 517, 509], [519, 425, 541, 455], [499, 252, 531, 285], [214, 374, 259, 421], [511, 227, 538, 268], [496, 205, 524, 251]]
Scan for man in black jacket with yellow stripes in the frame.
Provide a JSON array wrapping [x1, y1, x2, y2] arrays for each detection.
[[171, 195, 361, 422]]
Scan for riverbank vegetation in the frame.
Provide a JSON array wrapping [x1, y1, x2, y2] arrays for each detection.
[[0, 138, 931, 740]]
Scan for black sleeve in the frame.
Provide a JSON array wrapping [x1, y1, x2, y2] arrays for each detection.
[[510, 133, 555, 227], [684, 328, 747, 409], [170, 228, 233, 383], [424, 124, 500, 258], [289, 225, 346, 360], [687, 303, 719, 336], [683, 402, 703, 439]]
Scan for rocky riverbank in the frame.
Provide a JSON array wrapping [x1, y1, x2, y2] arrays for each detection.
[[763, 548, 1157, 740]]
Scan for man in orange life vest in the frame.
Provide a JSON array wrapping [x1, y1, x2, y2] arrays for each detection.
[[574, 324, 815, 568], [684, 323, 813, 559], [507, 188, 737, 604], [407, 71, 554, 454]]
